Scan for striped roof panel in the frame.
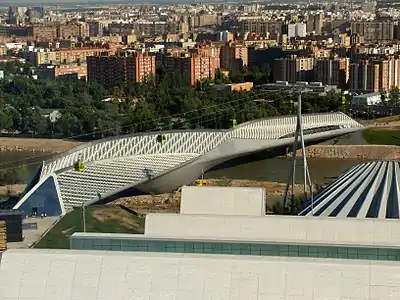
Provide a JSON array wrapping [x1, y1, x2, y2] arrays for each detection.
[[298, 161, 400, 219]]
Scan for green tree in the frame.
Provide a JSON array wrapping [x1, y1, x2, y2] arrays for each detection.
[[0, 109, 12, 130], [389, 87, 399, 106]]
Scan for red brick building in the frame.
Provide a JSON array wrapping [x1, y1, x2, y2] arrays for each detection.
[[87, 52, 156, 87]]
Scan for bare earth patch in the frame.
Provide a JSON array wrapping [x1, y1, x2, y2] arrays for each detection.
[[0, 184, 25, 196], [115, 179, 306, 214], [0, 138, 81, 153]]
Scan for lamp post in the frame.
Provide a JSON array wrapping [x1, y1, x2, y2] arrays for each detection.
[[82, 203, 86, 233]]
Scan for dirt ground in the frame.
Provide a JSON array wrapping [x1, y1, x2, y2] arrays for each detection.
[[115, 179, 308, 214], [0, 138, 81, 153], [0, 184, 25, 196]]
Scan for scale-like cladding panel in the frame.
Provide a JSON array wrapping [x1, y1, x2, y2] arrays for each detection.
[[57, 153, 199, 211], [15, 113, 363, 216], [40, 131, 228, 179], [299, 161, 400, 219], [231, 112, 363, 139]]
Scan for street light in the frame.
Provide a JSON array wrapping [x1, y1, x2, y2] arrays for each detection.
[[82, 203, 86, 233]]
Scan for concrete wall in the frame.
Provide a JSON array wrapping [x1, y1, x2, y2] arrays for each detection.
[[180, 186, 266, 216], [0, 249, 399, 300], [145, 214, 400, 247]]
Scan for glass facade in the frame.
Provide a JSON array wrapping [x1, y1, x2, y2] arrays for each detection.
[[19, 176, 62, 217], [70, 236, 400, 262]]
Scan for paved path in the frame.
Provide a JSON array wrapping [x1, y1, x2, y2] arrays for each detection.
[[7, 217, 59, 249]]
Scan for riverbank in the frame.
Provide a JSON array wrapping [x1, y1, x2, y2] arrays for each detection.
[[0, 138, 81, 153], [0, 179, 309, 198], [0, 184, 25, 196], [288, 145, 399, 160], [115, 179, 311, 214]]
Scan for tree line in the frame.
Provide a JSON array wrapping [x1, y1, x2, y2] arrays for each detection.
[[0, 65, 344, 141]]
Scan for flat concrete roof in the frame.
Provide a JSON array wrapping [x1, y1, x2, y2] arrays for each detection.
[[144, 213, 400, 248], [2, 248, 400, 300]]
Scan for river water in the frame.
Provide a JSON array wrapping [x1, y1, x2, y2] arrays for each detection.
[[206, 157, 368, 185], [0, 151, 53, 183], [0, 151, 369, 186]]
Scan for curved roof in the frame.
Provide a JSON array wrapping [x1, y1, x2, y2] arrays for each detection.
[[15, 112, 363, 216], [299, 161, 400, 219]]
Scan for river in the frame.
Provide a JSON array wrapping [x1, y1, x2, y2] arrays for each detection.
[[0, 151, 369, 186], [206, 157, 368, 185], [0, 151, 54, 183]]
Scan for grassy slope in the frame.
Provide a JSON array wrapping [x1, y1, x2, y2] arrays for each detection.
[[362, 128, 400, 146], [34, 206, 145, 249]]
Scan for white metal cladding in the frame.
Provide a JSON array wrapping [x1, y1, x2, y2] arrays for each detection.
[[231, 112, 363, 139], [55, 154, 199, 211], [40, 131, 228, 178], [299, 161, 400, 219], [40, 112, 362, 179]]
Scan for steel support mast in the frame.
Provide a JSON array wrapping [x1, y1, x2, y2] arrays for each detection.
[[283, 86, 314, 214]]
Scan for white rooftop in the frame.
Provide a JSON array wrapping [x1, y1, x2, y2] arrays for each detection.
[[1, 248, 400, 300]]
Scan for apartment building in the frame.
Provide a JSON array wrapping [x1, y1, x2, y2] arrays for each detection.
[[190, 44, 221, 61], [165, 53, 219, 86], [349, 57, 400, 92], [286, 23, 306, 39], [25, 46, 120, 66], [351, 21, 394, 42], [32, 24, 57, 40], [58, 21, 89, 39], [239, 20, 283, 37], [87, 52, 156, 87], [193, 14, 220, 27], [37, 64, 87, 80], [0, 25, 31, 37], [349, 61, 381, 92], [220, 43, 248, 69], [306, 14, 324, 35], [314, 58, 349, 88], [134, 21, 168, 36], [273, 56, 314, 83]]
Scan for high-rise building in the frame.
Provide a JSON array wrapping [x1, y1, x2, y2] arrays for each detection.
[[88, 21, 100, 37], [239, 20, 283, 38], [165, 54, 219, 86], [87, 52, 156, 87], [351, 21, 394, 42], [314, 58, 349, 88], [193, 14, 219, 27], [273, 56, 314, 83], [307, 14, 324, 35], [363, 0, 377, 14], [32, 24, 57, 40], [220, 43, 248, 70], [349, 60, 381, 92], [8, 6, 28, 25], [287, 23, 307, 39], [219, 30, 233, 42], [57, 21, 89, 39], [348, 57, 400, 92], [367, 63, 380, 92]]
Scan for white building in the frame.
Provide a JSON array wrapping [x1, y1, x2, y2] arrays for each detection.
[[288, 23, 307, 39], [219, 30, 230, 42], [352, 92, 382, 106], [2, 186, 400, 299]]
